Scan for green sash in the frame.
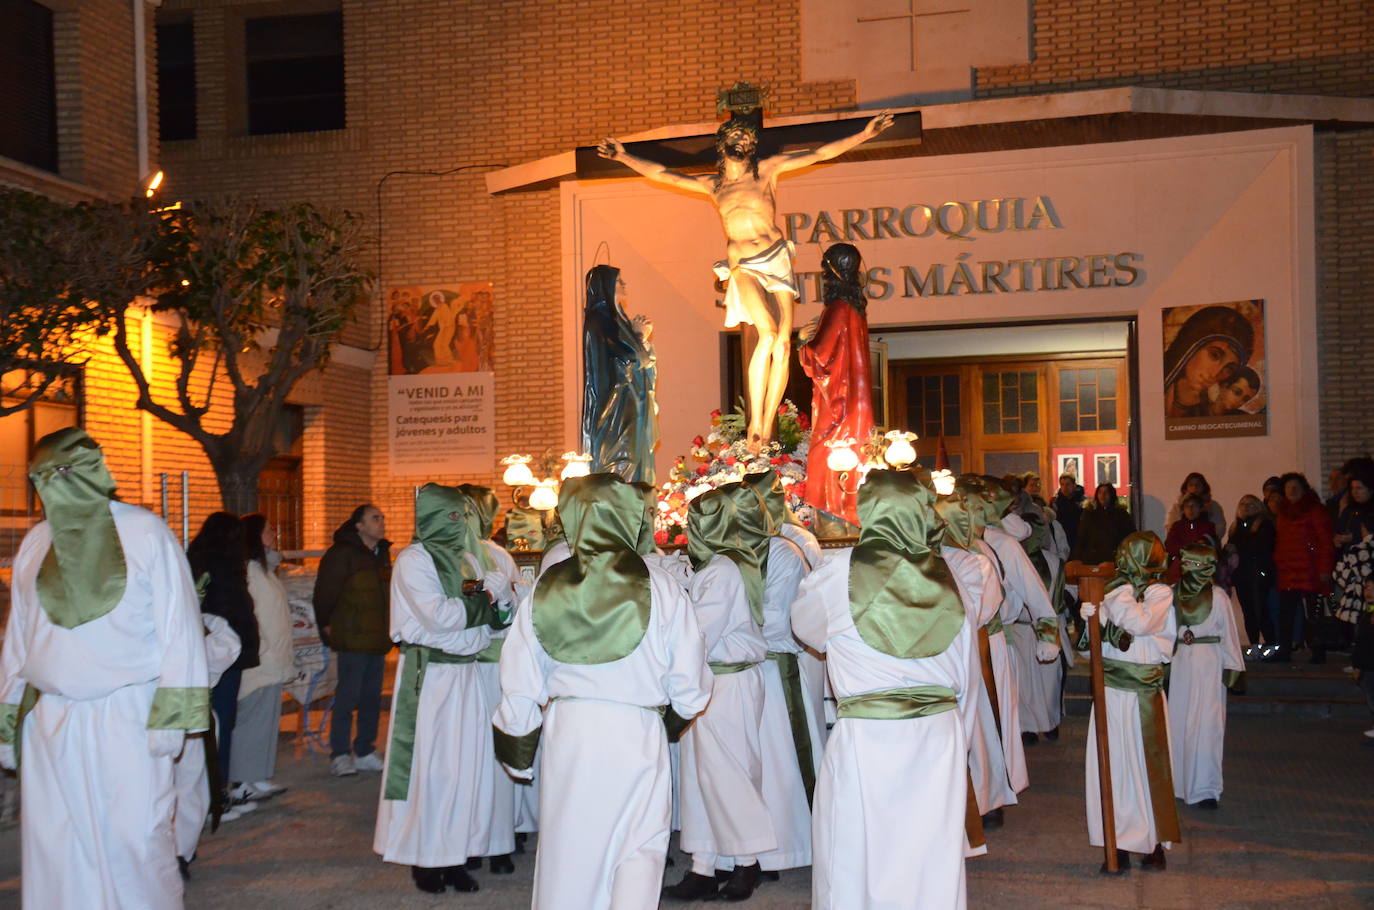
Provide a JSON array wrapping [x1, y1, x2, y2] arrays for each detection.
[[1176, 635, 1220, 645], [0, 685, 41, 770], [384, 643, 479, 800], [767, 651, 816, 805], [1033, 616, 1060, 646], [475, 636, 505, 663], [708, 660, 759, 675], [983, 614, 1004, 637], [836, 685, 957, 720], [1102, 658, 1182, 844]]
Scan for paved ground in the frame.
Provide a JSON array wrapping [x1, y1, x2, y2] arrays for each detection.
[[0, 708, 1371, 908]]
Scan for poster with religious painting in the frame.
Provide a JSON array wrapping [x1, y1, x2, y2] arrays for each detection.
[[386, 283, 496, 475], [387, 283, 495, 375], [1162, 299, 1267, 439], [1094, 453, 1120, 488], [1056, 452, 1083, 484]]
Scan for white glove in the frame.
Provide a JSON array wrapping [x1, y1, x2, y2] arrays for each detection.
[[0, 743, 15, 772], [1036, 640, 1060, 663], [1079, 601, 1097, 620], [147, 729, 186, 759]]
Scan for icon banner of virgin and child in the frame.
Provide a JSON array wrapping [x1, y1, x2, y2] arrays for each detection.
[[1162, 299, 1267, 440]]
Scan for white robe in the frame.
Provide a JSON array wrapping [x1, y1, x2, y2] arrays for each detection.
[[746, 534, 822, 872], [781, 525, 830, 742], [476, 539, 520, 857], [0, 501, 210, 910], [373, 545, 494, 867], [794, 549, 971, 910], [494, 563, 712, 910], [1008, 516, 1068, 734], [679, 555, 776, 866], [1085, 584, 1178, 854], [174, 614, 241, 860], [943, 546, 1016, 818], [1168, 587, 1244, 804], [976, 536, 1028, 793]]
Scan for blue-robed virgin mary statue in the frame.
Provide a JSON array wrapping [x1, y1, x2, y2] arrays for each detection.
[[581, 265, 659, 484]]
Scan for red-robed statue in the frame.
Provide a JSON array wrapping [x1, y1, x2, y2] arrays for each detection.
[[798, 242, 875, 526]]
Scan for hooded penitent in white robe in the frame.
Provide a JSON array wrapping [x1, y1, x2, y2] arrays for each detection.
[[174, 613, 241, 861], [943, 546, 1017, 818], [373, 546, 497, 867], [493, 564, 712, 910], [0, 501, 211, 910], [475, 538, 520, 858], [1168, 586, 1244, 804], [975, 534, 1028, 793], [741, 534, 822, 872], [1000, 514, 1067, 736], [794, 549, 972, 910], [1085, 584, 1180, 855], [679, 555, 776, 871]]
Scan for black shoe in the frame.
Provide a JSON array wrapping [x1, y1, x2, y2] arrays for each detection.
[[1192, 798, 1219, 810], [442, 866, 480, 892], [1141, 844, 1167, 870], [412, 866, 446, 894], [465, 857, 482, 870], [489, 853, 515, 874], [719, 863, 761, 902], [1262, 648, 1290, 663], [177, 856, 191, 882], [1021, 731, 1039, 746], [981, 808, 1004, 829], [662, 870, 719, 901], [1045, 726, 1060, 742], [760, 870, 780, 881], [514, 832, 528, 855]]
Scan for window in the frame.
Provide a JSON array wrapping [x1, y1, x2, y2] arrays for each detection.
[[982, 370, 1039, 434], [157, 19, 197, 141], [257, 405, 304, 551], [0, 368, 81, 557], [1058, 366, 1118, 432], [0, 0, 58, 172], [905, 373, 961, 440], [245, 11, 344, 135]]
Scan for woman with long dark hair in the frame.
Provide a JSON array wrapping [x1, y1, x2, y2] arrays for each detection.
[[1270, 473, 1336, 663], [1069, 483, 1136, 565], [187, 512, 260, 807]]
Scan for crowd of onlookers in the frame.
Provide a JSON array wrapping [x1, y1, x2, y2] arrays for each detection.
[[1018, 460, 1374, 741]]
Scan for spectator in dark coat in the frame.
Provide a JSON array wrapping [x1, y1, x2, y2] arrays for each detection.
[[1052, 473, 1086, 550], [1270, 473, 1336, 663], [1165, 494, 1219, 583], [313, 504, 392, 776], [1226, 494, 1278, 654], [1068, 483, 1135, 565]]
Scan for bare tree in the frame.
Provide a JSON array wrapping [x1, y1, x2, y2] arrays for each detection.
[[95, 199, 373, 513]]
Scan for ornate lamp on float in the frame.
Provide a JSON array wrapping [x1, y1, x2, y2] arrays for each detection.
[[560, 452, 592, 480], [882, 430, 918, 470], [825, 436, 861, 512], [931, 469, 957, 496], [528, 479, 559, 512]]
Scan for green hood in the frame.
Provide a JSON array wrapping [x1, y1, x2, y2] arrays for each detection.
[[532, 473, 650, 664], [29, 428, 126, 629], [932, 488, 978, 551], [687, 485, 764, 626], [848, 470, 964, 659], [1105, 531, 1169, 600], [1173, 544, 1217, 626], [631, 481, 658, 556], [414, 483, 491, 627], [743, 469, 801, 534], [455, 483, 497, 572]]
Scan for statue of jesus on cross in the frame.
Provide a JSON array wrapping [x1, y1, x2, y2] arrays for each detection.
[[598, 100, 892, 449]]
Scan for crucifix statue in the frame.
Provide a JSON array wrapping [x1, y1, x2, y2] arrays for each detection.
[[597, 85, 893, 449]]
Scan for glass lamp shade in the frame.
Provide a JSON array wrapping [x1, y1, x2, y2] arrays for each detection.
[[883, 431, 918, 469], [501, 455, 535, 487], [932, 469, 956, 496], [826, 442, 860, 474], [529, 481, 559, 511], [560, 452, 592, 480]]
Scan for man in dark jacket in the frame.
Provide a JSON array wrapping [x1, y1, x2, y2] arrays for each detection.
[[314, 504, 392, 776], [1052, 473, 1086, 550]]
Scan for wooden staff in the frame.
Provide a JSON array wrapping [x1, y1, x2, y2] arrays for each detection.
[[1066, 560, 1122, 875]]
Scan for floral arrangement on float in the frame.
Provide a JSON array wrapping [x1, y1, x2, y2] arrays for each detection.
[[654, 400, 812, 546]]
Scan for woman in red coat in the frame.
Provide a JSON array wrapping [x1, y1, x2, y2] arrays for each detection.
[[1270, 472, 1336, 663]]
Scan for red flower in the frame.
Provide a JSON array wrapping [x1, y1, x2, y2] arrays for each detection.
[[770, 456, 784, 466], [710, 409, 721, 419], [778, 404, 788, 415], [724, 456, 738, 465], [792, 481, 807, 498], [674, 534, 687, 546], [696, 465, 708, 476], [692, 435, 705, 446], [798, 414, 810, 430], [653, 529, 668, 546]]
